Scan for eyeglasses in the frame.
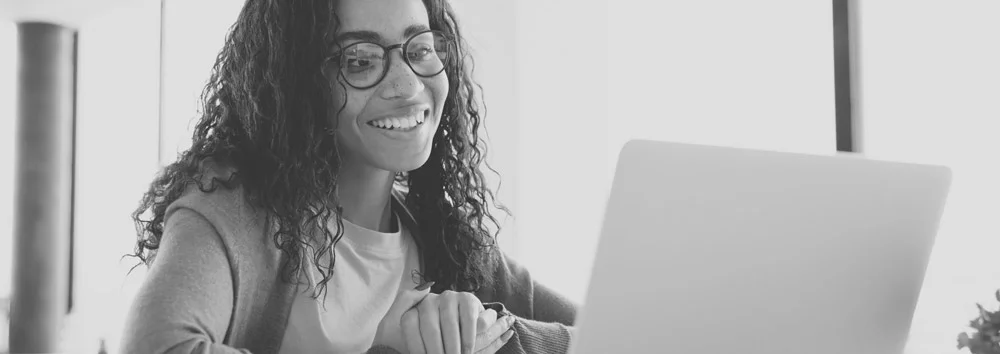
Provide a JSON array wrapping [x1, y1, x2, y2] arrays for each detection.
[[329, 29, 453, 90]]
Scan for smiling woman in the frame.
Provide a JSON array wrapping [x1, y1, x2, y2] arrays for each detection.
[[119, 0, 575, 354]]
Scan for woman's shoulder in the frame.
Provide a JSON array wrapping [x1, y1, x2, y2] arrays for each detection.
[[164, 160, 270, 246]]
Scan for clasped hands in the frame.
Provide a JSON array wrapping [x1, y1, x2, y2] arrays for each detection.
[[374, 281, 515, 354]]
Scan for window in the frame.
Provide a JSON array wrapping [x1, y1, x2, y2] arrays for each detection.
[[514, 1, 837, 304], [854, 1, 1000, 352], [160, 0, 244, 165], [60, 2, 162, 352]]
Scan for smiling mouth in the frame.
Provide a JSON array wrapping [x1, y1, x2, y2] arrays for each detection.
[[366, 110, 429, 131]]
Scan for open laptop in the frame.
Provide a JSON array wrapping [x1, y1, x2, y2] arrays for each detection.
[[569, 140, 952, 354]]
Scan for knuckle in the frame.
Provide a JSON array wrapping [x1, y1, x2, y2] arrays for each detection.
[[459, 292, 478, 305], [484, 308, 497, 319], [443, 291, 461, 304], [442, 290, 460, 301], [418, 296, 437, 310]]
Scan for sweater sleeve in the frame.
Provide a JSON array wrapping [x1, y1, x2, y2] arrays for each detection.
[[119, 208, 252, 354], [476, 251, 578, 354]]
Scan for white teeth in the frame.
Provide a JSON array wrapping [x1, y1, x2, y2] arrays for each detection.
[[369, 112, 425, 130]]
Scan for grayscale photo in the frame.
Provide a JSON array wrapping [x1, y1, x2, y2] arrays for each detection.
[[0, 1, 997, 354]]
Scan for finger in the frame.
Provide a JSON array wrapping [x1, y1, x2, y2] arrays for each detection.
[[440, 292, 462, 354], [476, 309, 497, 333], [402, 309, 426, 354], [419, 300, 446, 354], [476, 328, 514, 354], [389, 282, 434, 318], [475, 315, 514, 352], [459, 298, 480, 354]]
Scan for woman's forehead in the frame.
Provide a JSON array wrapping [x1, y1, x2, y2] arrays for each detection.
[[336, 0, 431, 42]]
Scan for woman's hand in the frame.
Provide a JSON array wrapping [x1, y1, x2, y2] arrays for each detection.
[[473, 308, 516, 354], [373, 282, 435, 353], [400, 291, 515, 354]]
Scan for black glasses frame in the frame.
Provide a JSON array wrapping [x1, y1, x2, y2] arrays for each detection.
[[332, 29, 452, 90]]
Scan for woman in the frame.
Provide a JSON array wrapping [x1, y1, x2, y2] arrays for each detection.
[[120, 0, 577, 353]]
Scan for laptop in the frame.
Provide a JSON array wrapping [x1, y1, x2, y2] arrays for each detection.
[[569, 140, 952, 354]]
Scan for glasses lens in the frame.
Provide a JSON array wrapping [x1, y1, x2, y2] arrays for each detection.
[[340, 43, 385, 87], [406, 31, 450, 76]]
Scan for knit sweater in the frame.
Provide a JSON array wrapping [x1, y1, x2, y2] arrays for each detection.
[[120, 171, 577, 354]]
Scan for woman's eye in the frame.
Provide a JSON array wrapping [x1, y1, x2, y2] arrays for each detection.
[[347, 58, 372, 68], [343, 51, 382, 73], [408, 46, 435, 61]]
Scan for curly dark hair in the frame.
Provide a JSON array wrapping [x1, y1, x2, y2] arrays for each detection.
[[129, 0, 509, 297]]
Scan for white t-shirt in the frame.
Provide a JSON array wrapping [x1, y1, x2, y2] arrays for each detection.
[[279, 212, 422, 354]]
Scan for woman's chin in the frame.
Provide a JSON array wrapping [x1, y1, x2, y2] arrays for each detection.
[[374, 150, 433, 174]]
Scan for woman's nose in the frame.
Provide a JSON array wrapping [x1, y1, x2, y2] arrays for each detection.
[[379, 51, 424, 100]]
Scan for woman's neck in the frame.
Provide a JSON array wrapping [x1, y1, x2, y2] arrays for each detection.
[[336, 159, 397, 233]]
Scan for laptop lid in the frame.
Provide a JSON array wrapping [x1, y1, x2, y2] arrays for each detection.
[[570, 139, 951, 354]]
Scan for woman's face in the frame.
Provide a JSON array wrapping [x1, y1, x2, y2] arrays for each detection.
[[331, 0, 449, 173]]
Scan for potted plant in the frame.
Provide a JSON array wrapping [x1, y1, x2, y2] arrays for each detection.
[[958, 290, 1000, 353]]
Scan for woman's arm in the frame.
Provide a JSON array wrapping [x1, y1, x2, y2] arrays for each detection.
[[120, 208, 250, 354], [476, 251, 578, 354]]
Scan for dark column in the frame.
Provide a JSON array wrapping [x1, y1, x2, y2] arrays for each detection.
[[833, 0, 860, 152], [9, 22, 76, 353]]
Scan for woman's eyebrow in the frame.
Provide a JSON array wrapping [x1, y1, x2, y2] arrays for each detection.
[[337, 30, 382, 43], [403, 24, 431, 38], [336, 24, 432, 43]]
